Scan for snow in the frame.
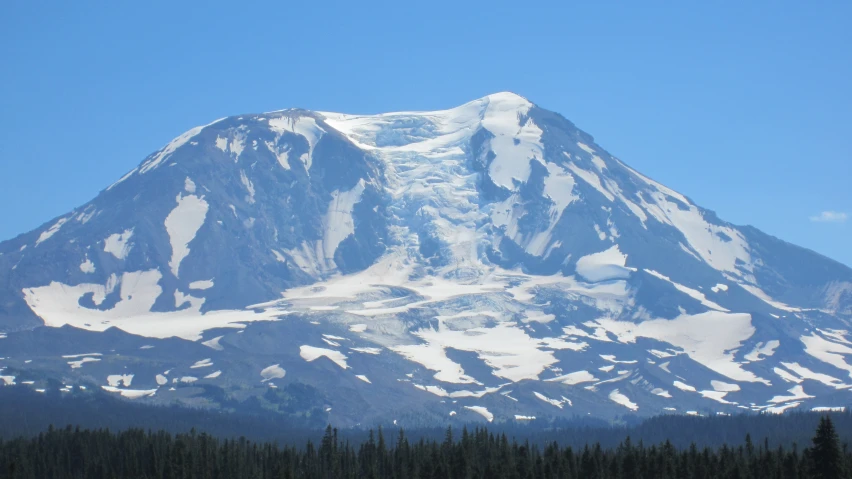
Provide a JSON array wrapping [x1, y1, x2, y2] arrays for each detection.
[[189, 280, 215, 290], [101, 386, 156, 399], [738, 284, 801, 312], [801, 333, 852, 378], [608, 389, 638, 411], [463, 405, 494, 422], [619, 159, 754, 277], [107, 374, 133, 387], [764, 402, 801, 414], [780, 362, 847, 388], [22, 269, 281, 340], [391, 318, 584, 384], [523, 311, 556, 324], [355, 374, 372, 384], [744, 340, 780, 362], [600, 355, 637, 364], [652, 388, 672, 398], [575, 245, 634, 282], [138, 119, 222, 174], [106, 168, 138, 191], [534, 391, 571, 408], [260, 364, 286, 381], [202, 335, 224, 350], [819, 329, 852, 345], [36, 217, 68, 246], [265, 140, 291, 170], [267, 115, 325, 170], [478, 94, 542, 190], [412, 384, 502, 399], [644, 269, 728, 311], [62, 353, 102, 358], [190, 358, 213, 369], [104, 229, 134, 259], [812, 406, 846, 412], [567, 161, 615, 202], [79, 257, 95, 274], [673, 381, 697, 392], [594, 312, 768, 384], [711, 380, 741, 392], [391, 342, 476, 384], [68, 357, 100, 369], [300, 345, 349, 369], [546, 370, 597, 385], [577, 142, 596, 155], [204, 370, 222, 379], [774, 367, 802, 384], [165, 194, 209, 277], [285, 180, 366, 275], [322, 179, 366, 265], [769, 385, 813, 404], [229, 134, 245, 160], [240, 170, 256, 204], [351, 347, 382, 354]]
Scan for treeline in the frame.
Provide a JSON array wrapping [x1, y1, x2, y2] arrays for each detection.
[[0, 418, 848, 478], [2, 386, 851, 451]]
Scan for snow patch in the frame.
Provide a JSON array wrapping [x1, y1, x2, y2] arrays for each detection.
[[189, 280, 214, 290], [165, 194, 209, 278], [260, 364, 286, 381], [104, 229, 134, 260], [107, 374, 133, 387], [36, 218, 68, 247], [575, 245, 634, 282], [300, 346, 349, 369], [744, 340, 780, 362], [595, 312, 767, 384], [608, 389, 638, 411], [463, 405, 494, 422], [79, 257, 95, 274], [545, 370, 597, 385], [644, 269, 728, 311]]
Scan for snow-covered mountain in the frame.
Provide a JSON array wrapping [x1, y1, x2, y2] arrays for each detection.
[[1, 92, 851, 425]]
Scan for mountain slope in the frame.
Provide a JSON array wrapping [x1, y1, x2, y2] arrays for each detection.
[[1, 92, 851, 425]]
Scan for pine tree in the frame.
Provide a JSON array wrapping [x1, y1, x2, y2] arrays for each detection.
[[810, 416, 845, 479]]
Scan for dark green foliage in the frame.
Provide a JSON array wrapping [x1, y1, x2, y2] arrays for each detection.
[[0, 418, 851, 478], [810, 416, 845, 479]]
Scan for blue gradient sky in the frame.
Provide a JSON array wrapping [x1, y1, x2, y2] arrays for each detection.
[[1, 1, 850, 265]]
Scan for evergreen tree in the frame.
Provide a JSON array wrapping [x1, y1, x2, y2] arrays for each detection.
[[810, 415, 845, 479]]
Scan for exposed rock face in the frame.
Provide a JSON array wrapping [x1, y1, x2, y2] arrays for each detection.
[[1, 93, 850, 425]]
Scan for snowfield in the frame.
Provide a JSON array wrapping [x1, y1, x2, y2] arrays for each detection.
[[4, 92, 852, 421]]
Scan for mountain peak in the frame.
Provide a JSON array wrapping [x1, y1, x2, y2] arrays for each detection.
[[478, 91, 532, 105], [2, 92, 851, 425]]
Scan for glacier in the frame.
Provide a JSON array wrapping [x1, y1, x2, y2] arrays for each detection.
[[0, 92, 851, 426]]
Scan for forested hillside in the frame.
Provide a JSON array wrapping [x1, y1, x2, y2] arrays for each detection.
[[1, 386, 851, 451], [1, 417, 849, 478]]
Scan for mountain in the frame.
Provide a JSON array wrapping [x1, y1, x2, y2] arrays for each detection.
[[1, 92, 851, 426]]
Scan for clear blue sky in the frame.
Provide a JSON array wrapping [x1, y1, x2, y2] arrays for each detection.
[[1, 1, 850, 266]]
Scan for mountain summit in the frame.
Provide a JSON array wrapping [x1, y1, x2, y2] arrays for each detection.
[[1, 93, 851, 425]]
